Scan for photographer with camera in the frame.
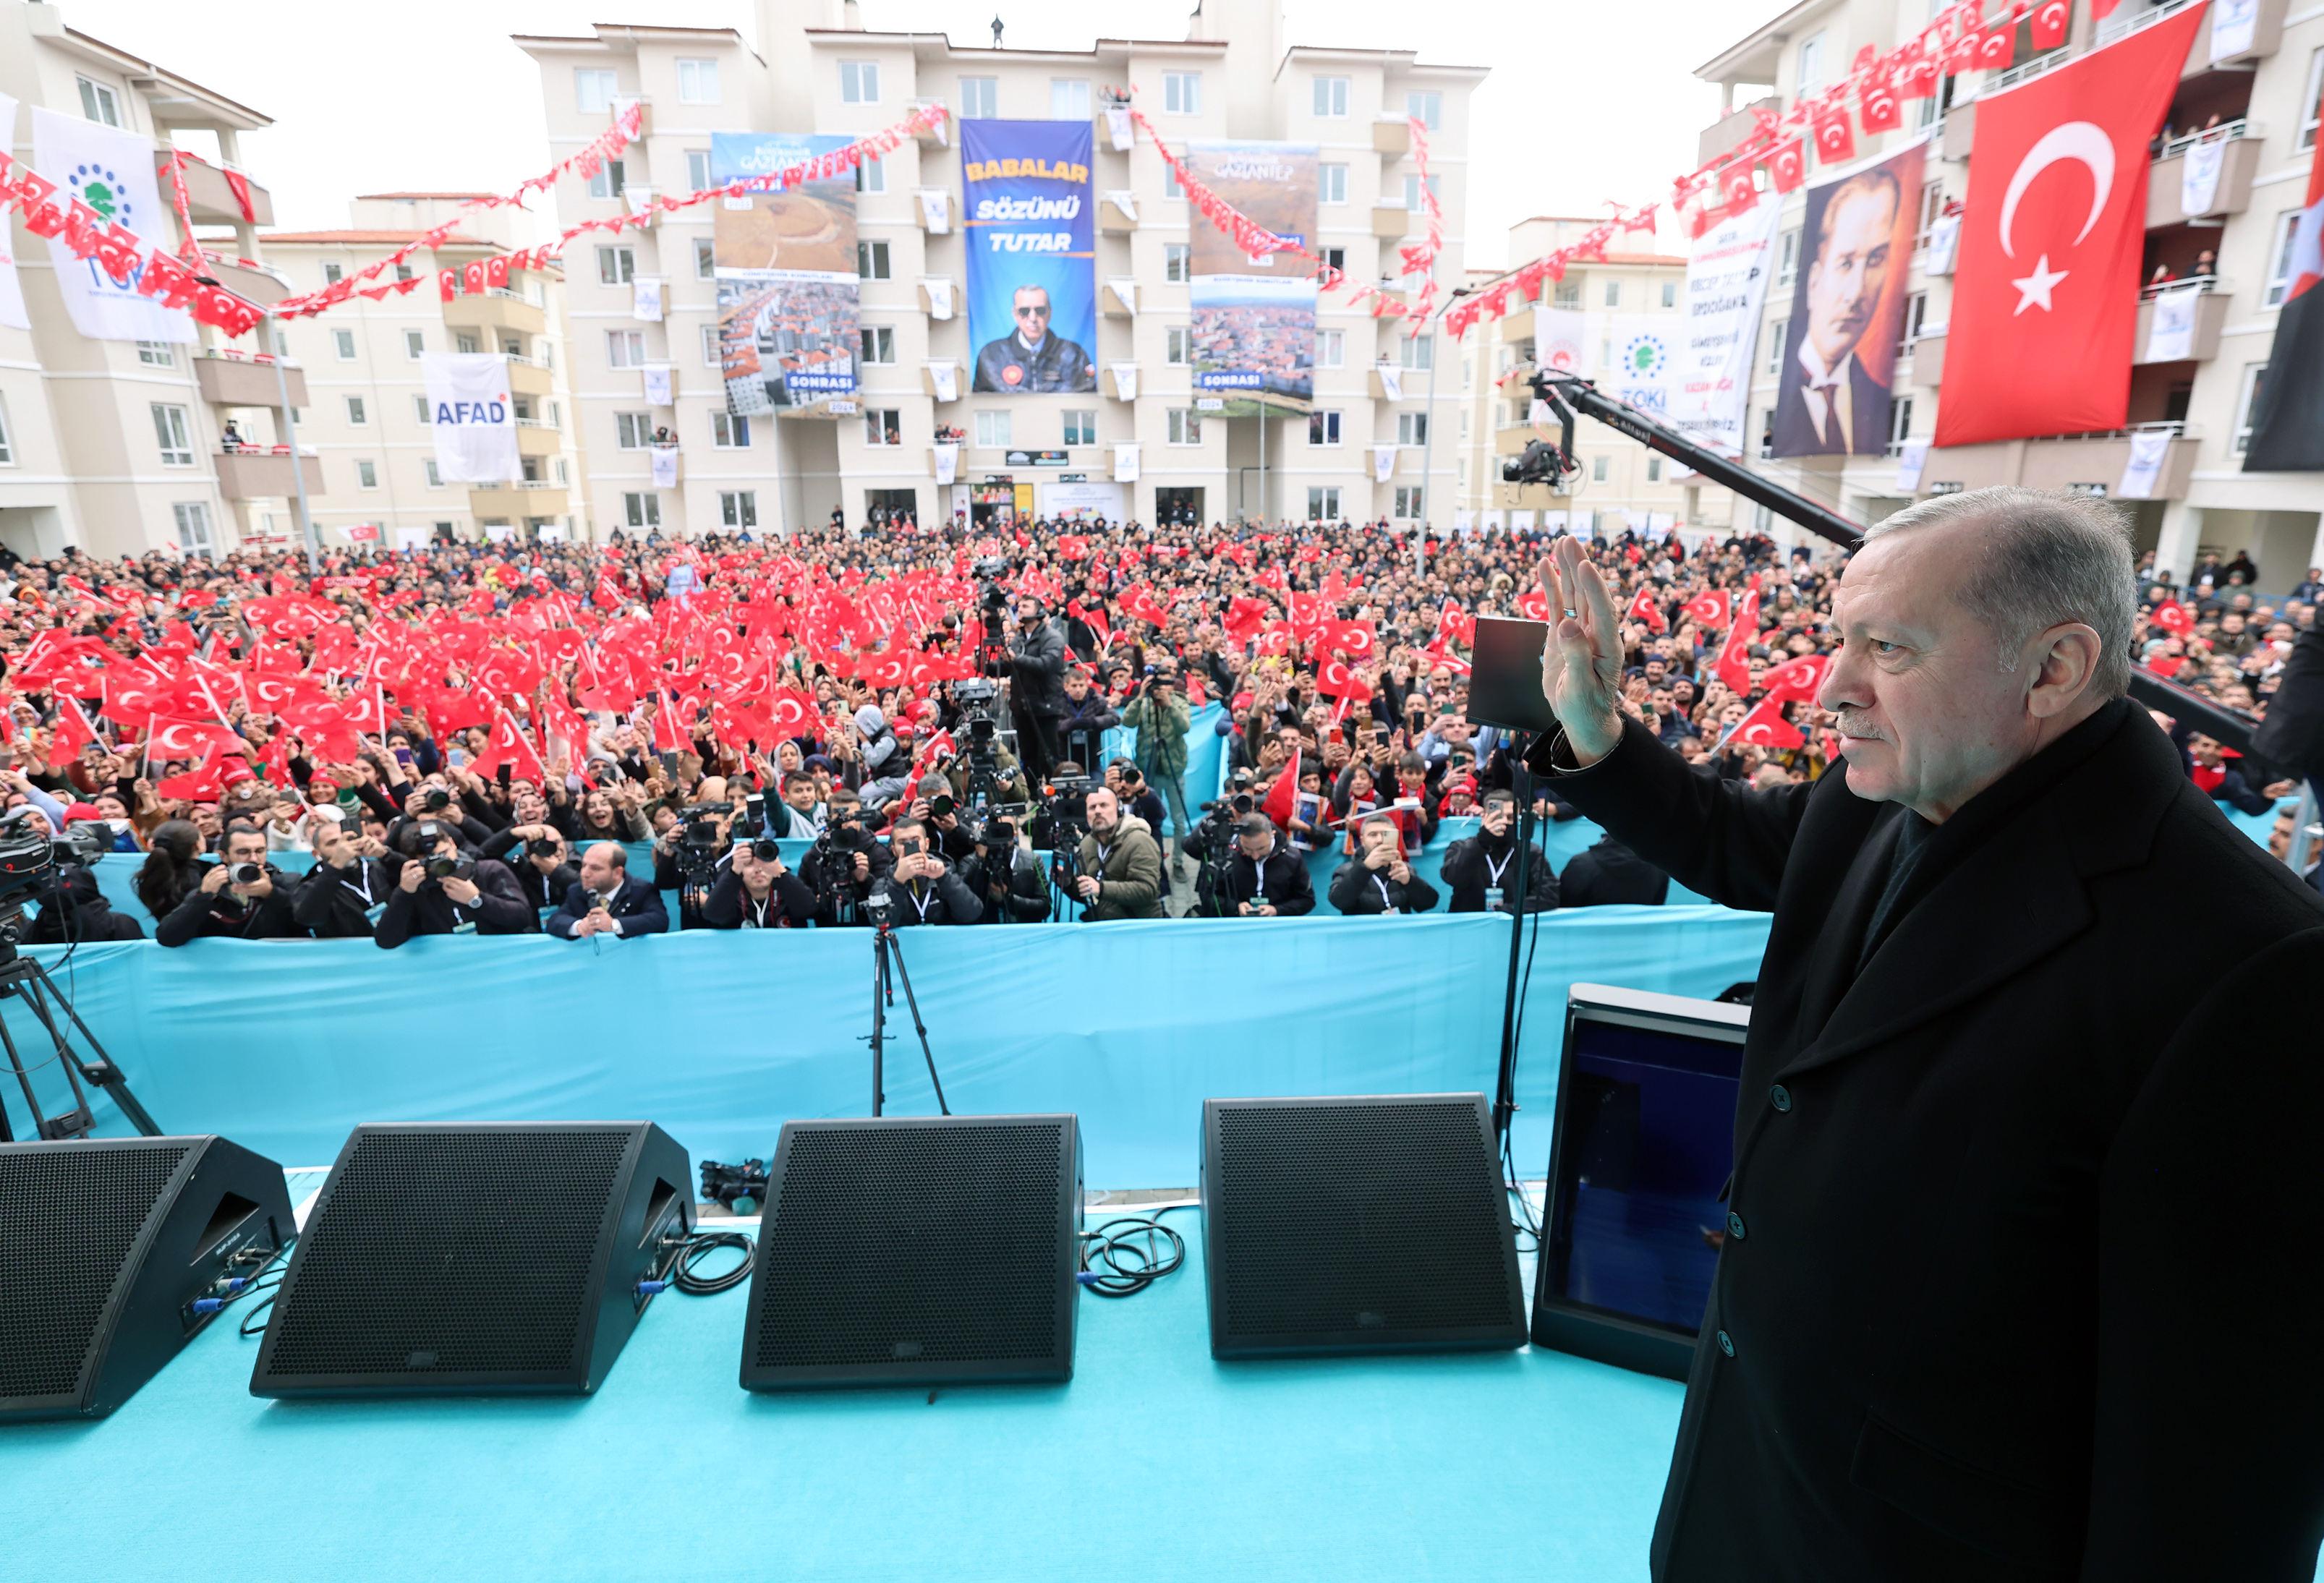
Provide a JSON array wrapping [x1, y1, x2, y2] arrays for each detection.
[[1329, 813, 1441, 916], [1067, 785, 1166, 921], [967, 815, 1050, 924], [155, 822, 305, 945], [799, 788, 890, 925], [1118, 663, 1193, 877], [476, 822, 582, 920], [1191, 811, 1316, 918], [548, 841, 669, 939], [702, 835, 816, 930], [293, 810, 404, 939], [1057, 667, 1118, 775], [20, 819, 142, 942], [383, 779, 495, 855], [869, 814, 983, 925], [1008, 596, 1068, 781], [375, 821, 534, 947], [652, 783, 739, 930], [1440, 788, 1561, 915]]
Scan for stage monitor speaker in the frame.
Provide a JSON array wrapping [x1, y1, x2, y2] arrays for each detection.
[[1532, 984, 1750, 1381], [1201, 1093, 1526, 1359], [740, 1114, 1081, 1390], [249, 1122, 691, 1399], [0, 1135, 293, 1421]]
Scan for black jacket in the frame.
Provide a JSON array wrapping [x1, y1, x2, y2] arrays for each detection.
[[700, 866, 817, 929], [292, 856, 404, 939], [374, 859, 535, 948], [1525, 704, 2324, 1582], [546, 874, 669, 939], [2250, 621, 2324, 785], [155, 867, 307, 946], [25, 869, 143, 944], [799, 835, 893, 925], [1192, 842, 1316, 917], [1057, 693, 1120, 769], [869, 866, 984, 925], [1009, 619, 1070, 719], [966, 845, 1052, 923], [1439, 829, 1560, 913], [1327, 857, 1439, 916], [1560, 835, 1672, 907]]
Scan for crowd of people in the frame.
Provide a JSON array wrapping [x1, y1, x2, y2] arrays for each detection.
[[0, 507, 2307, 948]]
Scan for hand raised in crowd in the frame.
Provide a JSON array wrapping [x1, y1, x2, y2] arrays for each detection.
[[1537, 535, 1627, 766]]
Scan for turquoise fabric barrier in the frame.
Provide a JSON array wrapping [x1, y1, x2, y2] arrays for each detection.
[[1101, 700, 1229, 835], [13, 910, 1773, 1186]]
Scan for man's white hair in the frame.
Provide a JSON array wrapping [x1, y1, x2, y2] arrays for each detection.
[[1863, 485, 2136, 699]]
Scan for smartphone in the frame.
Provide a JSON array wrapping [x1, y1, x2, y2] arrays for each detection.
[[393, 746, 414, 767], [497, 764, 511, 788], [449, 748, 467, 768]]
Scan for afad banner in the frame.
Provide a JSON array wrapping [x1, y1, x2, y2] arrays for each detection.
[[420, 353, 518, 483], [961, 119, 1097, 394], [712, 132, 860, 417], [1186, 141, 1319, 415], [1676, 196, 1781, 458], [1768, 135, 1925, 459]]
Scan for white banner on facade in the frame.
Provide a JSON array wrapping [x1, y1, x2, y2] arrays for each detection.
[[1371, 444, 1397, 483], [1531, 307, 1585, 374], [1542, 511, 1569, 535], [923, 278, 954, 319], [933, 443, 959, 485], [1895, 437, 1931, 492], [1924, 213, 1961, 276], [917, 191, 950, 234], [2145, 283, 2202, 362], [0, 96, 26, 330], [483, 524, 515, 543], [1601, 312, 1685, 426], [1110, 362, 1138, 401], [2211, 0, 2258, 59], [32, 107, 191, 343], [394, 526, 433, 552], [537, 523, 567, 542], [642, 365, 672, 405], [927, 361, 959, 402], [1104, 106, 1133, 152], [2118, 431, 2172, 499], [632, 278, 664, 321], [1104, 189, 1138, 224], [1112, 443, 1140, 482], [2181, 137, 2225, 218], [650, 445, 678, 489], [422, 353, 517, 482], [1675, 194, 1781, 458], [1375, 365, 1403, 401], [1107, 278, 1137, 316]]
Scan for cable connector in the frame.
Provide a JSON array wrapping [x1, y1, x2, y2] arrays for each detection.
[[635, 1279, 670, 1297], [1075, 1271, 1099, 1287], [190, 1297, 226, 1315]]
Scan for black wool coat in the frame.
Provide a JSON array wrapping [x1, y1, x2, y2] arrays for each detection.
[[1530, 702, 2324, 1582]]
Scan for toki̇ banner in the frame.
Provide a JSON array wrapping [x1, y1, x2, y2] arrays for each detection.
[[31, 105, 191, 343], [961, 119, 1097, 394], [421, 353, 518, 483], [1186, 140, 1319, 415], [712, 132, 861, 417], [1769, 135, 1925, 458], [1676, 195, 1781, 457]]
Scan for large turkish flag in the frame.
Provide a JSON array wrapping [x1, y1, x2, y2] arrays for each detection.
[[1933, 4, 2208, 447]]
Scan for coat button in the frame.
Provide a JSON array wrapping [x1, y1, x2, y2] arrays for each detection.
[[1768, 1084, 1792, 1112], [1726, 1211, 1746, 1239], [1716, 1329, 1735, 1357]]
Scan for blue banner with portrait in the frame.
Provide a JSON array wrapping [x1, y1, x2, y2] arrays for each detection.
[[962, 120, 1097, 395]]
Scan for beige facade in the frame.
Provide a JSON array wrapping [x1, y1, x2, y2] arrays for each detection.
[[1695, 0, 2324, 586], [514, 1, 1484, 537]]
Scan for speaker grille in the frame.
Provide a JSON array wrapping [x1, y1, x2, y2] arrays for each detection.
[[262, 1130, 631, 1378], [752, 1123, 1063, 1370], [0, 1145, 188, 1401], [1214, 1101, 1517, 1338]]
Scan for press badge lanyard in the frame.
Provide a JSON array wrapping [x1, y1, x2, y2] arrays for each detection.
[[1484, 848, 1515, 888], [906, 880, 934, 923], [340, 865, 376, 907], [1372, 875, 1396, 910]]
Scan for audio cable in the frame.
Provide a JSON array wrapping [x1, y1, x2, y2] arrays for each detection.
[[637, 1228, 756, 1300], [1076, 1207, 1191, 1298]]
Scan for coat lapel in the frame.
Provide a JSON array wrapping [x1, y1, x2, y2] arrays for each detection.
[[1795, 802, 1910, 1042]]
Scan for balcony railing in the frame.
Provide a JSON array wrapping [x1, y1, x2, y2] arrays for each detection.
[[2160, 119, 2254, 161], [2140, 274, 2225, 300], [2098, 0, 2199, 48], [2025, 420, 2191, 443]]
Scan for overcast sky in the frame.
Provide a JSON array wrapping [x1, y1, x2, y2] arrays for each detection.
[[68, 0, 1758, 268]]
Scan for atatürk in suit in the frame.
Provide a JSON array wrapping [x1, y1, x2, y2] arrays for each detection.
[[1770, 343, 1891, 458], [1527, 701, 2324, 1581]]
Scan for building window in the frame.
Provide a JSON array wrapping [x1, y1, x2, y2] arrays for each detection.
[[607, 330, 646, 368], [1321, 247, 1346, 274], [598, 246, 636, 286], [861, 325, 895, 363], [623, 492, 662, 529], [974, 409, 1012, 448], [1889, 396, 1915, 451], [2303, 48, 2324, 151], [152, 404, 194, 467], [1164, 244, 1191, 283], [1163, 164, 1184, 200], [2235, 363, 2268, 453], [356, 459, 379, 489], [616, 413, 655, 448], [1897, 291, 1928, 357], [1392, 485, 1424, 519], [702, 325, 723, 366], [332, 329, 357, 360], [1591, 454, 1609, 482], [1306, 486, 1342, 520], [1308, 410, 1342, 445], [1397, 411, 1428, 445], [1403, 173, 1439, 211], [856, 155, 887, 194], [1646, 455, 1663, 482], [1166, 325, 1191, 364], [1319, 164, 1348, 205], [456, 333, 480, 354], [1314, 76, 1349, 117], [1661, 280, 1677, 309], [1797, 31, 1825, 93], [77, 77, 122, 127], [960, 77, 998, 119], [135, 341, 174, 367], [858, 240, 890, 279], [1553, 279, 1580, 310], [1777, 227, 1800, 288], [720, 490, 758, 529], [688, 150, 712, 194], [1052, 80, 1090, 119], [1399, 333, 1433, 371], [1915, 182, 1945, 249], [676, 59, 720, 104], [346, 396, 368, 427], [1063, 409, 1097, 445], [691, 238, 716, 281], [548, 401, 561, 428], [1164, 72, 1202, 116], [2267, 210, 2303, 307], [1316, 329, 1344, 367], [555, 459, 569, 484], [172, 502, 213, 556], [840, 61, 880, 104], [0, 396, 12, 465], [424, 459, 443, 487], [587, 160, 626, 201], [1167, 409, 1203, 445], [575, 69, 618, 114], [1603, 280, 1620, 308], [1407, 92, 1442, 129], [1767, 318, 1787, 376], [404, 330, 425, 359], [712, 412, 752, 448]]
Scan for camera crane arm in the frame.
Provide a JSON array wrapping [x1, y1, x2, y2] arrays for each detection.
[[1525, 370, 2269, 756]]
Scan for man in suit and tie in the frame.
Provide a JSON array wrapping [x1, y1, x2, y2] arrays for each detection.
[[1771, 168, 1901, 457], [549, 841, 670, 939]]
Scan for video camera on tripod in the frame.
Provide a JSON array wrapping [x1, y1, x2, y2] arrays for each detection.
[[948, 677, 1016, 807], [808, 806, 878, 923], [971, 556, 1013, 671]]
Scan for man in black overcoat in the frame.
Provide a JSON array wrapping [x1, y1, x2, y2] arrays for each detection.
[[1527, 490, 2324, 1582]]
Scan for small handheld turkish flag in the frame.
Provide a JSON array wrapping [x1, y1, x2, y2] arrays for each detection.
[[1628, 589, 1667, 633], [1261, 747, 1301, 832], [1813, 106, 1856, 166], [2152, 600, 2195, 637], [1682, 589, 1732, 628], [1724, 694, 1805, 750], [1714, 589, 1761, 696]]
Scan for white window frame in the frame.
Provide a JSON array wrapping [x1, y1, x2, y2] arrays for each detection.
[[623, 492, 662, 529], [701, 325, 723, 367], [2303, 47, 2324, 152], [607, 330, 647, 369], [404, 330, 425, 359], [1164, 72, 1202, 116], [856, 155, 887, 194], [1167, 408, 1203, 445], [0, 396, 12, 465], [1314, 76, 1350, 118], [356, 459, 380, 490], [1308, 410, 1342, 446], [1767, 317, 1788, 377], [2266, 210, 2303, 307], [861, 325, 895, 364], [858, 240, 891, 280], [1397, 411, 1428, 445], [345, 396, 368, 427], [1164, 164, 1184, 201], [720, 490, 758, 529], [1165, 326, 1192, 364], [1777, 228, 1801, 289], [960, 77, 998, 119], [1647, 455, 1664, 483], [1661, 280, 1678, 309], [1592, 454, 1609, 482], [1320, 164, 1348, 205], [79, 77, 122, 127], [687, 150, 712, 194], [1051, 80, 1090, 120], [840, 61, 881, 105], [575, 69, 618, 114], [615, 412, 654, 449], [1403, 173, 1438, 211], [1316, 328, 1345, 368], [975, 409, 1012, 449], [864, 409, 902, 446], [1306, 485, 1342, 521], [1553, 279, 1581, 310], [712, 412, 752, 449], [152, 404, 194, 467], [676, 59, 720, 106], [1063, 409, 1097, 446], [597, 245, 636, 286], [136, 341, 175, 368], [424, 459, 443, 488], [2234, 362, 2268, 453], [694, 238, 716, 281], [1399, 333, 1434, 372], [587, 161, 626, 202], [1797, 32, 1825, 93], [333, 329, 357, 360], [1392, 485, 1425, 519], [1165, 244, 1191, 283], [172, 502, 213, 555], [1406, 93, 1442, 129], [1603, 279, 1620, 308]]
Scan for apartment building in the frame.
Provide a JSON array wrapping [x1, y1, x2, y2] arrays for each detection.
[[1453, 217, 1742, 539], [514, 0, 1484, 537], [0, 0, 299, 560], [263, 195, 589, 548], [1695, 0, 2324, 585]]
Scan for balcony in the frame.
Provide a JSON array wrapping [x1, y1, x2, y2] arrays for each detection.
[[1907, 331, 1946, 387], [2094, 0, 2287, 72], [1698, 96, 1779, 170], [515, 420, 561, 458], [504, 355, 553, 397], [214, 448, 324, 500], [2134, 278, 2230, 362], [195, 353, 307, 408], [612, 97, 652, 139], [1371, 202, 1410, 239], [1372, 116, 1411, 157], [153, 153, 273, 227], [2149, 124, 2262, 224], [443, 289, 544, 336], [1104, 278, 1137, 316], [208, 256, 294, 308], [1100, 192, 1137, 234], [1919, 423, 2198, 500], [469, 482, 568, 518], [911, 100, 950, 147]]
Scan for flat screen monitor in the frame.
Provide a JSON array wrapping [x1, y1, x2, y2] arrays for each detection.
[[1531, 983, 1750, 1380]]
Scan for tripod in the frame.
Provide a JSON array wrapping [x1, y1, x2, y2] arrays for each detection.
[[866, 921, 950, 1118], [0, 952, 159, 1142]]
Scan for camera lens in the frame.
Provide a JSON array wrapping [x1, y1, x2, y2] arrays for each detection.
[[423, 790, 451, 811], [751, 838, 780, 863], [229, 861, 263, 885]]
